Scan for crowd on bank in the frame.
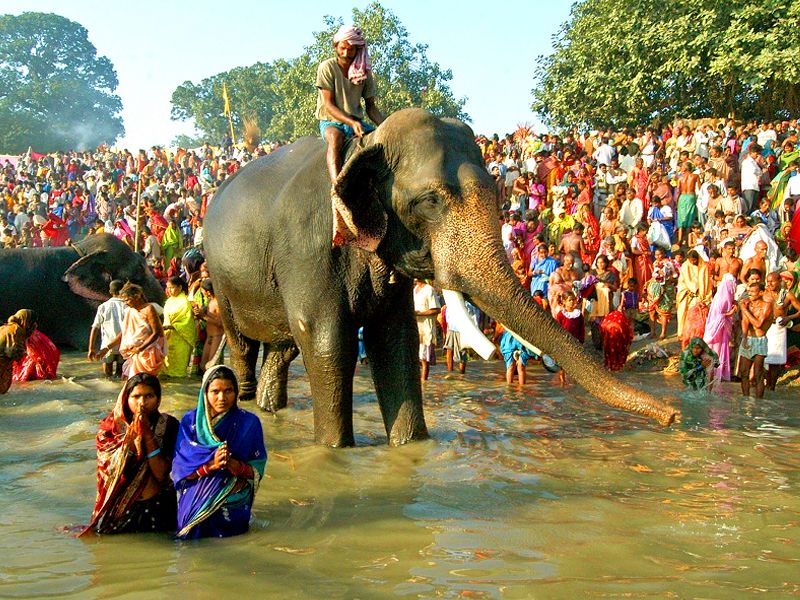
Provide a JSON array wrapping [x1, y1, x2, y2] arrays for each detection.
[[475, 117, 800, 397]]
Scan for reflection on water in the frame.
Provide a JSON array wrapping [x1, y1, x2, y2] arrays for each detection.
[[0, 352, 798, 598]]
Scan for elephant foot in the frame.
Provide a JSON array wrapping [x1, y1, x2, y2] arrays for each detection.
[[387, 418, 429, 447], [238, 379, 257, 401], [315, 429, 356, 448], [256, 344, 299, 412]]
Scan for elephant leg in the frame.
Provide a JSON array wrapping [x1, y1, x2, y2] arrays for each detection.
[[256, 343, 300, 412], [291, 314, 358, 447], [363, 288, 429, 446], [216, 291, 260, 400]]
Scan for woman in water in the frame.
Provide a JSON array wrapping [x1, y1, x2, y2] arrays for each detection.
[[172, 365, 266, 539], [82, 373, 179, 535]]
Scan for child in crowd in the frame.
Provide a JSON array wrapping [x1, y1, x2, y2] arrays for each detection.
[[497, 325, 530, 385], [621, 278, 639, 324], [555, 291, 585, 385]]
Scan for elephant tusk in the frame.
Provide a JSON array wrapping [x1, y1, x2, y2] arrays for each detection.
[[442, 290, 495, 360]]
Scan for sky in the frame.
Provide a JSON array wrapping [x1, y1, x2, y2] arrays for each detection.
[[4, 0, 572, 149]]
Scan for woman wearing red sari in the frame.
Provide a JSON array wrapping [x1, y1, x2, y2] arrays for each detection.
[[82, 373, 179, 535], [575, 204, 600, 266], [630, 223, 654, 295]]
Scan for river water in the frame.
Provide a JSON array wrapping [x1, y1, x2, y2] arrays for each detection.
[[1, 351, 798, 599]]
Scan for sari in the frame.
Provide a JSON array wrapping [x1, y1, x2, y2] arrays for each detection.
[[676, 259, 712, 340], [12, 330, 59, 382], [161, 224, 183, 266], [766, 166, 794, 211], [163, 293, 197, 378], [703, 274, 736, 381], [120, 306, 166, 377], [0, 310, 33, 394], [679, 338, 719, 390], [172, 366, 267, 539], [529, 255, 558, 297], [82, 380, 179, 535], [599, 309, 633, 371], [630, 232, 654, 295]]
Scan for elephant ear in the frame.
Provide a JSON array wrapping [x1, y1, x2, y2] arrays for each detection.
[[62, 250, 113, 303], [331, 143, 389, 252]]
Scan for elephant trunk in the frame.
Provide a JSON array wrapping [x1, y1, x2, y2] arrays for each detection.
[[431, 185, 679, 427]]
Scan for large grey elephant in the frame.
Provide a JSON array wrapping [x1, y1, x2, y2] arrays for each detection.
[[0, 234, 165, 348], [203, 108, 677, 447]]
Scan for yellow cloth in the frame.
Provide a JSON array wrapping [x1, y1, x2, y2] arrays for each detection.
[[163, 294, 197, 377], [676, 260, 712, 337]]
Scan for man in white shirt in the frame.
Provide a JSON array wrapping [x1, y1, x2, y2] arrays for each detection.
[[593, 138, 615, 167], [740, 144, 763, 214], [87, 280, 127, 378], [414, 279, 440, 382], [756, 123, 777, 148]]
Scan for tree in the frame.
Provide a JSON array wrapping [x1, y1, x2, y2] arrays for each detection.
[[170, 62, 278, 146], [0, 12, 123, 152], [170, 2, 468, 143], [267, 2, 468, 141], [530, 0, 800, 129]]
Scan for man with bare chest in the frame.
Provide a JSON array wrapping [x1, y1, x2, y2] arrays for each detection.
[[558, 223, 586, 270], [740, 240, 769, 283], [676, 162, 700, 247], [738, 281, 773, 398], [714, 240, 742, 285]]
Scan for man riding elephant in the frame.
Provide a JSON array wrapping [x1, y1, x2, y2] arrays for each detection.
[[316, 24, 385, 248]]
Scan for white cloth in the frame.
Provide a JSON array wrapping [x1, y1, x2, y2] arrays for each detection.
[[414, 284, 439, 346], [92, 297, 127, 349], [741, 156, 763, 191], [738, 224, 783, 273], [765, 323, 787, 365]]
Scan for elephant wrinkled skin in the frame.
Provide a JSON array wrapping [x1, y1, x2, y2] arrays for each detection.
[[204, 108, 678, 447], [0, 234, 165, 349]]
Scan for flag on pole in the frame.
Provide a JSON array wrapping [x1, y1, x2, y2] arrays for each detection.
[[222, 82, 231, 116]]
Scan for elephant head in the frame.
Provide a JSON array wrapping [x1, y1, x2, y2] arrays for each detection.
[[332, 109, 677, 426], [62, 233, 166, 305]]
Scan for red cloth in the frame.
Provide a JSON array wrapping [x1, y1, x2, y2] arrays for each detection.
[[600, 310, 633, 371], [556, 310, 586, 343], [681, 303, 709, 348], [789, 208, 800, 255], [12, 330, 60, 382]]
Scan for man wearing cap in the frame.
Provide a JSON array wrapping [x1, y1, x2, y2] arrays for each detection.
[[316, 25, 385, 246]]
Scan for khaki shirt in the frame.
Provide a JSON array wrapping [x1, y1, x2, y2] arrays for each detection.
[[315, 57, 377, 122]]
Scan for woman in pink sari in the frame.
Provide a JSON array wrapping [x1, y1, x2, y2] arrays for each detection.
[[100, 283, 166, 377], [703, 273, 737, 382]]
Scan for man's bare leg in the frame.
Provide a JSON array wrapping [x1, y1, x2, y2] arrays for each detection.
[[506, 364, 514, 384], [324, 126, 346, 182], [752, 356, 766, 398], [739, 357, 752, 396], [517, 362, 526, 385], [420, 359, 429, 382], [446, 348, 454, 371]]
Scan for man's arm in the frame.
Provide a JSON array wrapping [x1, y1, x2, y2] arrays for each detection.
[[364, 97, 384, 126], [320, 88, 360, 129], [741, 301, 772, 329]]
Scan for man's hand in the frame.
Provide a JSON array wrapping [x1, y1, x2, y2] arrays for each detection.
[[87, 350, 96, 362], [351, 121, 366, 138], [97, 347, 109, 359]]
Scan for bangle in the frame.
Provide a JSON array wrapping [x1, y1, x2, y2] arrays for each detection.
[[146, 448, 161, 459], [197, 464, 210, 477]]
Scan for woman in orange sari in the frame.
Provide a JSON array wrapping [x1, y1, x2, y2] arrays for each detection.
[[630, 223, 654, 296]]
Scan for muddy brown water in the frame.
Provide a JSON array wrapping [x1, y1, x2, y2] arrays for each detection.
[[0, 351, 798, 598]]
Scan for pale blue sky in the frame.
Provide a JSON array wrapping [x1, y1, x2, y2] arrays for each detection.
[[4, 1, 572, 149]]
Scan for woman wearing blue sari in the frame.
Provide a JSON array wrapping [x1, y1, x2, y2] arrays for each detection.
[[172, 365, 266, 539], [529, 243, 558, 297]]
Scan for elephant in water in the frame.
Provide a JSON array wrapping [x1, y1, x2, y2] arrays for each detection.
[[0, 234, 165, 349], [203, 108, 678, 447]]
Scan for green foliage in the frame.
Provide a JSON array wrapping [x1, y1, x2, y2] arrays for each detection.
[[531, 0, 800, 129], [171, 2, 468, 143], [0, 12, 123, 152], [170, 62, 278, 145]]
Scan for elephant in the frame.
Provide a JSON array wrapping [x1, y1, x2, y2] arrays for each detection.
[[0, 234, 165, 349], [203, 108, 678, 448]]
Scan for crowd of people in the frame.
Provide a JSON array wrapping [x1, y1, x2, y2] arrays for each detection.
[[4, 114, 800, 541], [478, 117, 800, 397]]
